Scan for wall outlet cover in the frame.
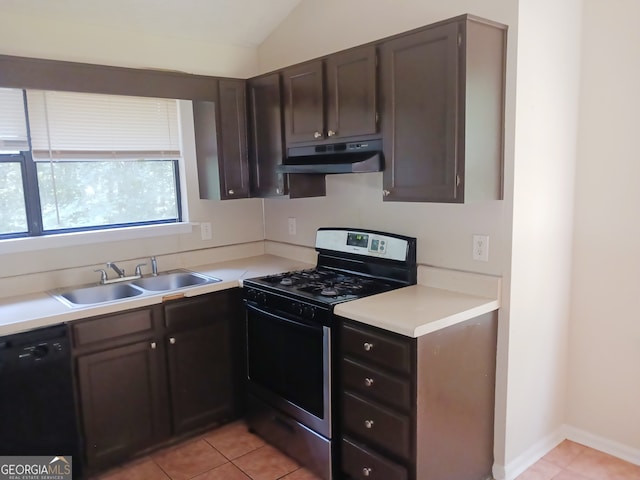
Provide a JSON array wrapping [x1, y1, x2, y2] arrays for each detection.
[[473, 234, 489, 262]]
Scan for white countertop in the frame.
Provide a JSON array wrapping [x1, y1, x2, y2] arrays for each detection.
[[334, 284, 499, 338], [0, 255, 312, 336], [0, 255, 501, 339]]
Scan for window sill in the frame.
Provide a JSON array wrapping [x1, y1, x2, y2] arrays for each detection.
[[0, 223, 194, 254]]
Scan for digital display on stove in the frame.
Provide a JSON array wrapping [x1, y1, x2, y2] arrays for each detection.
[[347, 233, 369, 248]]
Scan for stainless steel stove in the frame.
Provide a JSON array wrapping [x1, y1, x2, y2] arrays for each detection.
[[243, 228, 417, 480]]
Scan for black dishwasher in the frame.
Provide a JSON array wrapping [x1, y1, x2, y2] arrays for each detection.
[[0, 324, 83, 478]]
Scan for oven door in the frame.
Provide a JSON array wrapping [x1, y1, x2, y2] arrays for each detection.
[[245, 302, 331, 438]]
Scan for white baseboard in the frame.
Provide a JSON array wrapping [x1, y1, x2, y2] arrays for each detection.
[[563, 425, 640, 466], [492, 425, 640, 480], [493, 427, 565, 480]]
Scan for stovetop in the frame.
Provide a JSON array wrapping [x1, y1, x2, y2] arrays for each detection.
[[244, 268, 396, 306]]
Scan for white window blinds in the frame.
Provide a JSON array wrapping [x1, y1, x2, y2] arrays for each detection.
[[0, 88, 30, 152], [26, 90, 180, 161]]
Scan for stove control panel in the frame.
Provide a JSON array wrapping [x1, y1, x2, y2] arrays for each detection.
[[316, 229, 411, 261]]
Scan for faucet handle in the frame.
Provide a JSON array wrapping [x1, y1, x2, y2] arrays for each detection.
[[94, 269, 108, 284], [150, 256, 158, 276], [135, 263, 146, 276]]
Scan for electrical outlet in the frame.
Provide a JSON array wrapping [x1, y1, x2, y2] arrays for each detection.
[[288, 217, 297, 235], [201, 222, 212, 241], [472, 234, 489, 262]]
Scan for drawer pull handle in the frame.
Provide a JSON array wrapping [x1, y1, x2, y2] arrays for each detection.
[[364, 419, 374, 429], [363, 342, 374, 352], [364, 377, 374, 387], [150, 342, 157, 350], [363, 467, 372, 477]]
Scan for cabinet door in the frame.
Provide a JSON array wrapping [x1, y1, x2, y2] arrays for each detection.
[[380, 21, 461, 202], [326, 45, 378, 139], [217, 79, 250, 199], [247, 74, 287, 197], [283, 60, 325, 143], [166, 320, 235, 434], [77, 340, 168, 468]]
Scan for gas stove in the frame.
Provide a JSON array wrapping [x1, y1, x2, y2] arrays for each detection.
[[242, 228, 416, 480], [244, 228, 417, 312], [246, 267, 395, 305]]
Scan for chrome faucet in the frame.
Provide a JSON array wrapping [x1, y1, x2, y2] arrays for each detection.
[[150, 256, 158, 276], [106, 262, 125, 278]]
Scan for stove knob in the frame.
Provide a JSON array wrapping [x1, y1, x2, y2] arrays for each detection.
[[291, 302, 303, 316], [303, 306, 316, 320], [257, 292, 267, 305], [246, 289, 257, 301]]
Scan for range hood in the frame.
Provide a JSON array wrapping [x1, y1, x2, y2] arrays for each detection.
[[276, 139, 383, 174]]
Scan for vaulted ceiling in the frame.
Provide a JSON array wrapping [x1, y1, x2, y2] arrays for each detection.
[[0, 0, 303, 47]]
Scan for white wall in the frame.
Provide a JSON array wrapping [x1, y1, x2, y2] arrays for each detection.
[[498, 0, 582, 476], [0, 11, 257, 78], [568, 0, 640, 455]]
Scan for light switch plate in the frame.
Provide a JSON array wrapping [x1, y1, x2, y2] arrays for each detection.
[[201, 222, 212, 240]]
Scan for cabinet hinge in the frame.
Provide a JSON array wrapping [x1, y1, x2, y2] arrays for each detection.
[[457, 33, 462, 47]]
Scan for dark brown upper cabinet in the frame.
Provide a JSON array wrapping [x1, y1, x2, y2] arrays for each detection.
[[247, 73, 327, 199], [283, 45, 378, 145], [380, 16, 506, 203], [247, 73, 288, 197], [194, 79, 249, 200], [326, 46, 378, 140]]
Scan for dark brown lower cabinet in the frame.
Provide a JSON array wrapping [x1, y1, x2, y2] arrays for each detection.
[[340, 311, 498, 480], [73, 289, 243, 472], [165, 292, 240, 434], [76, 334, 169, 468]]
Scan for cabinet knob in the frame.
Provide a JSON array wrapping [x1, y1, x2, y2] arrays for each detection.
[[364, 419, 374, 429], [169, 337, 176, 345], [228, 189, 235, 195], [363, 342, 374, 352], [313, 131, 323, 139], [382, 190, 390, 197], [328, 130, 336, 137], [150, 342, 157, 350], [362, 467, 372, 477], [364, 377, 374, 387], [276, 188, 281, 195]]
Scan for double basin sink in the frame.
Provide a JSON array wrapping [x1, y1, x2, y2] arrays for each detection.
[[51, 270, 221, 308]]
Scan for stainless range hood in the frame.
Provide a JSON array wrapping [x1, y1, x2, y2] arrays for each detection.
[[276, 139, 383, 174]]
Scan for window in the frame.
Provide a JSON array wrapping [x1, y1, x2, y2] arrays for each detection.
[[0, 89, 182, 238]]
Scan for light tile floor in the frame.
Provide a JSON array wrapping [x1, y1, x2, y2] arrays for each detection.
[[92, 420, 321, 480], [92, 421, 640, 480], [516, 440, 640, 480]]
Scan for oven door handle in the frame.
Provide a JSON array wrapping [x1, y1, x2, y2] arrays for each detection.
[[246, 303, 323, 333]]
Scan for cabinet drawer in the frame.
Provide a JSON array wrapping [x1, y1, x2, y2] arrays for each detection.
[[343, 436, 407, 480], [342, 322, 413, 374], [343, 392, 411, 460], [73, 308, 154, 348], [342, 357, 411, 411]]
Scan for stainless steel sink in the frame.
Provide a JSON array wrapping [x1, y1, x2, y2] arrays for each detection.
[[131, 270, 220, 292], [52, 282, 145, 307], [50, 269, 221, 308]]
